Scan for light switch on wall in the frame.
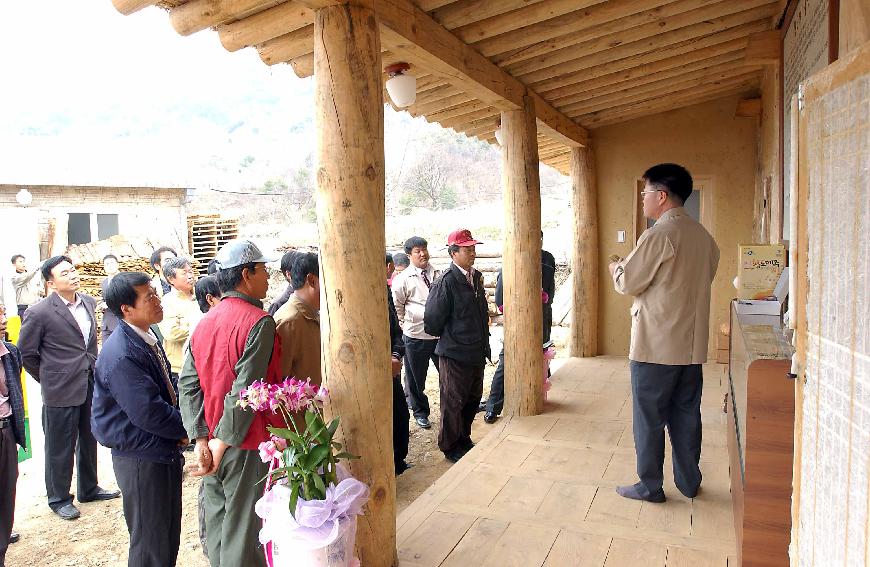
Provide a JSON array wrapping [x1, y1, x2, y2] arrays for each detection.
[[617, 230, 625, 243]]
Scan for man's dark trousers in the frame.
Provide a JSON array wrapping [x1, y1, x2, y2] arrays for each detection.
[[485, 347, 505, 415], [402, 336, 438, 420], [630, 361, 703, 498], [438, 356, 484, 453], [392, 374, 410, 472], [42, 376, 99, 510], [0, 426, 17, 567], [113, 454, 182, 567]]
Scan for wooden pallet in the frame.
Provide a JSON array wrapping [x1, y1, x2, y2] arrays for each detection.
[[187, 215, 239, 265]]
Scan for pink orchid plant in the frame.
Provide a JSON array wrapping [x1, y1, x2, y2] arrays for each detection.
[[237, 378, 362, 518]]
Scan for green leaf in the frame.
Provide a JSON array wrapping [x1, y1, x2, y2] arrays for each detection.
[[311, 472, 326, 495], [305, 444, 332, 469], [304, 411, 317, 433], [267, 427, 305, 446], [334, 451, 361, 461], [327, 417, 340, 437], [289, 482, 300, 518]]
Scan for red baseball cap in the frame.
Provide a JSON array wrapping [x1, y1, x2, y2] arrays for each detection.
[[447, 229, 483, 247]]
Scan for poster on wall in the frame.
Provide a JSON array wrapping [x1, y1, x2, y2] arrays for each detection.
[[782, 0, 830, 241]]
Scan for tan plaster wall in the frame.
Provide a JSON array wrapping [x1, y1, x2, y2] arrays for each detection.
[[592, 95, 758, 357]]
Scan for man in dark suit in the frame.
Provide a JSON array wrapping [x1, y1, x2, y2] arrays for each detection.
[[18, 255, 119, 520], [1, 301, 26, 566], [424, 229, 491, 463], [93, 272, 188, 566]]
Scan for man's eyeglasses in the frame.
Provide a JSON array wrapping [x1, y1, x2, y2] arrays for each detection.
[[640, 189, 665, 196]]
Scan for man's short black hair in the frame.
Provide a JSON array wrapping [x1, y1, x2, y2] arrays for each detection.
[[216, 262, 257, 294], [280, 251, 302, 276], [10, 254, 24, 265], [42, 255, 73, 282], [149, 246, 177, 272], [393, 252, 410, 268], [102, 254, 118, 263], [163, 257, 191, 281], [104, 272, 152, 319], [447, 244, 460, 257], [403, 236, 428, 254], [194, 275, 221, 314], [385, 253, 393, 266], [291, 253, 319, 291], [642, 163, 693, 204], [206, 258, 219, 275]]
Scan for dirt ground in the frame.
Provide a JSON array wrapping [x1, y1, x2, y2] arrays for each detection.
[[6, 327, 569, 566]]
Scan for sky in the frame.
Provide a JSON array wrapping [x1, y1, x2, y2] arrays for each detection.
[[0, 0, 446, 189]]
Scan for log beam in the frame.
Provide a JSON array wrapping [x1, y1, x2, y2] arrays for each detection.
[[217, 1, 313, 52], [112, 0, 156, 15], [569, 146, 598, 357], [256, 24, 314, 65], [501, 95, 544, 418], [313, 4, 396, 567], [169, 0, 280, 37], [743, 30, 781, 66]]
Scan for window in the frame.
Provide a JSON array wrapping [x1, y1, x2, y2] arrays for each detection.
[[67, 212, 120, 245]]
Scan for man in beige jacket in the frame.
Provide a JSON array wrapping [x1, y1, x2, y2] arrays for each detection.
[[609, 163, 719, 503]]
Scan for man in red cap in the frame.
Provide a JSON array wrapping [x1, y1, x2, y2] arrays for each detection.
[[424, 229, 491, 463]]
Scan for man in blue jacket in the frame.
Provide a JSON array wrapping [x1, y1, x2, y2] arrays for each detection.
[[92, 272, 188, 567]]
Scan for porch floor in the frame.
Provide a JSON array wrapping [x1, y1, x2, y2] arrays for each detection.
[[396, 356, 737, 567]]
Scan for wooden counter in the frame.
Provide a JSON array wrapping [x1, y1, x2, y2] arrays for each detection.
[[726, 302, 795, 566]]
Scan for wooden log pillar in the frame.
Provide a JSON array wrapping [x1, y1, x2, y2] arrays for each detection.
[[569, 146, 599, 358], [501, 95, 544, 417], [313, 4, 396, 567]]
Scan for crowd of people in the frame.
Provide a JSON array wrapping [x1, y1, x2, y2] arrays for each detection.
[[0, 162, 720, 567]]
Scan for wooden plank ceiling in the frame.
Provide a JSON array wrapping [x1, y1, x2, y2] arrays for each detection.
[[119, 0, 781, 173]]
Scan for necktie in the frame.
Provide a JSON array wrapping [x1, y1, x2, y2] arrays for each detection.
[[466, 270, 474, 289], [149, 343, 178, 408], [421, 269, 431, 289]]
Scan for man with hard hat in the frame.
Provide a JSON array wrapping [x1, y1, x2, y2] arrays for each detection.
[[424, 229, 491, 463], [178, 239, 283, 566]]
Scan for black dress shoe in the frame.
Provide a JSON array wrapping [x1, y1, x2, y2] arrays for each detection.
[[79, 488, 121, 502], [483, 412, 498, 424], [54, 503, 81, 520], [616, 483, 666, 503], [444, 448, 466, 463], [395, 461, 414, 476], [415, 417, 431, 429], [477, 401, 487, 413], [9, 532, 19, 543], [459, 437, 475, 451]]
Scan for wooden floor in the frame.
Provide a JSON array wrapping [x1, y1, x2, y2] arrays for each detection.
[[396, 356, 738, 567]]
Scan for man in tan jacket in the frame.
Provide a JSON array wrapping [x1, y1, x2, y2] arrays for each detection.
[[609, 163, 719, 503], [274, 252, 321, 386]]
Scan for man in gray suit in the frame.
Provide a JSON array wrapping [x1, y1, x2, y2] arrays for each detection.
[[18, 256, 119, 520]]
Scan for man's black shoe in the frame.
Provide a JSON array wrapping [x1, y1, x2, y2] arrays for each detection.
[[477, 401, 487, 413], [615, 483, 666, 503], [483, 412, 498, 424], [79, 488, 121, 502], [459, 437, 475, 451], [444, 448, 466, 463], [395, 462, 414, 476], [9, 532, 19, 544], [54, 504, 81, 520], [415, 417, 431, 429]]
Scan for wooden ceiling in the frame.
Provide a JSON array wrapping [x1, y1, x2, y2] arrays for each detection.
[[116, 0, 784, 173]]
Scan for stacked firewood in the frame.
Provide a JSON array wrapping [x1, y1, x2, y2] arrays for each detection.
[[75, 258, 154, 299]]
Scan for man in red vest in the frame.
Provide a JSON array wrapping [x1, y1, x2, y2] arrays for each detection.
[[179, 239, 280, 567]]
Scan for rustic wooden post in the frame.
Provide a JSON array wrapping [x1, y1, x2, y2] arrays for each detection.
[[313, 4, 396, 567], [501, 95, 544, 417], [569, 146, 599, 357]]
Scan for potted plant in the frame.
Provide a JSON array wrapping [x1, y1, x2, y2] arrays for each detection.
[[238, 378, 369, 567]]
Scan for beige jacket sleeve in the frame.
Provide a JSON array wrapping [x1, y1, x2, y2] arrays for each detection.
[[613, 229, 674, 297]]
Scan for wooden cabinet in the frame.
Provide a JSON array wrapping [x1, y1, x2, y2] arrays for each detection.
[[726, 303, 795, 566]]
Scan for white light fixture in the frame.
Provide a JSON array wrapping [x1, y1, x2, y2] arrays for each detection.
[[385, 62, 416, 108], [16, 188, 33, 206], [494, 118, 504, 146]]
